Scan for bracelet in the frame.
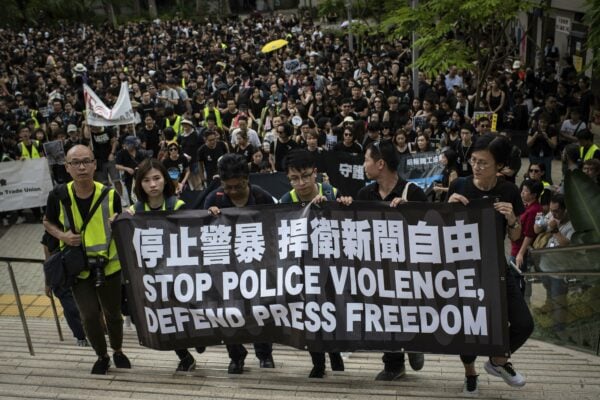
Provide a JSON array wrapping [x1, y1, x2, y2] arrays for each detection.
[[509, 220, 520, 229]]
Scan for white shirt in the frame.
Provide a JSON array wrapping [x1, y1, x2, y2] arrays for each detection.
[[230, 128, 261, 148], [560, 119, 586, 137]]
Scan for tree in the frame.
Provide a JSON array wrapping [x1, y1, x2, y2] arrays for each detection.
[[379, 0, 540, 104], [584, 0, 600, 77]]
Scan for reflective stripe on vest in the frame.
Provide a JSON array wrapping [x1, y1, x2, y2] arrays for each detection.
[[289, 183, 337, 203], [203, 107, 223, 129], [19, 140, 41, 159], [59, 181, 120, 279], [166, 115, 182, 135], [30, 110, 40, 129], [580, 144, 599, 161]]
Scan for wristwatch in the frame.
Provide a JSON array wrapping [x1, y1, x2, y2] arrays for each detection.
[[509, 220, 520, 229]]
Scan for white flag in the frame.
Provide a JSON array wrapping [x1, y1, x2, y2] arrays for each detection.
[[84, 82, 136, 127], [0, 159, 53, 212]]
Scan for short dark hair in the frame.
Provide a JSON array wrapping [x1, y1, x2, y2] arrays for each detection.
[[550, 193, 566, 210], [472, 133, 511, 167], [218, 153, 249, 181], [283, 149, 316, 173], [521, 179, 544, 197], [133, 159, 176, 204], [366, 140, 399, 172], [576, 129, 593, 142]]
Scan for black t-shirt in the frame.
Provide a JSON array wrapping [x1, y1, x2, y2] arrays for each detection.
[[197, 141, 228, 181], [162, 155, 189, 182], [333, 142, 363, 154], [91, 129, 115, 162], [447, 176, 524, 234], [204, 184, 275, 208], [234, 144, 256, 163], [357, 177, 428, 202], [453, 141, 474, 177], [115, 149, 146, 182], [138, 125, 161, 158], [271, 138, 299, 171], [352, 97, 369, 114], [178, 131, 203, 163], [528, 127, 558, 158]]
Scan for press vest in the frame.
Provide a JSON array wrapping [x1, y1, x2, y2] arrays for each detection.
[[19, 140, 41, 159], [289, 183, 338, 203], [166, 115, 182, 136], [203, 107, 223, 129], [131, 196, 184, 212], [580, 144, 599, 161], [58, 181, 120, 279], [30, 110, 40, 129]]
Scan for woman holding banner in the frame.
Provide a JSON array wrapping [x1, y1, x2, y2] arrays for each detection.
[[128, 159, 206, 372], [447, 134, 533, 395]]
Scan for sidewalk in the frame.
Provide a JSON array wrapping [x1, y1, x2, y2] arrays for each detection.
[[1, 316, 600, 399], [0, 223, 51, 318]]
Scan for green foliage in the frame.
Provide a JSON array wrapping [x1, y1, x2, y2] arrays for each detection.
[[379, 0, 539, 85], [317, 0, 345, 19], [584, 0, 600, 77], [564, 169, 600, 245]]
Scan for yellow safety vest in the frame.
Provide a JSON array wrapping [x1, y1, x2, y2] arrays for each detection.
[[30, 110, 40, 129], [166, 115, 182, 136], [289, 183, 337, 203], [129, 198, 184, 212], [58, 181, 120, 279], [580, 144, 599, 161], [203, 107, 223, 129], [19, 140, 41, 159]]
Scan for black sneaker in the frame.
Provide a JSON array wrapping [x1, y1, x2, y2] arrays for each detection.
[[463, 375, 479, 396], [113, 351, 131, 369], [375, 366, 406, 381], [309, 365, 325, 378], [408, 353, 424, 371], [259, 355, 275, 368], [329, 352, 344, 371], [91, 355, 110, 375], [176, 354, 196, 372]]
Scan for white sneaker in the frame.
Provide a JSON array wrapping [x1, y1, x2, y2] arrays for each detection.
[[484, 359, 525, 387], [462, 375, 479, 396], [15, 216, 26, 224], [76, 338, 89, 347]]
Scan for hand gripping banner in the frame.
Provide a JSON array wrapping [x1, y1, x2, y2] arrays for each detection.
[[113, 201, 509, 356]]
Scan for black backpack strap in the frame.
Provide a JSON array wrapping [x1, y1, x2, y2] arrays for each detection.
[[80, 187, 110, 232], [165, 196, 178, 210]]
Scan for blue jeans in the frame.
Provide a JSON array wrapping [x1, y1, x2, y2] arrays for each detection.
[[53, 286, 86, 340]]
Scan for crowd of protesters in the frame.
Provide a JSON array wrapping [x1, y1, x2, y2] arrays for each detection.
[[1, 8, 599, 393]]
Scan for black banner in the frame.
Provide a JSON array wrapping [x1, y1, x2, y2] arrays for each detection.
[[324, 152, 366, 197], [113, 201, 508, 355]]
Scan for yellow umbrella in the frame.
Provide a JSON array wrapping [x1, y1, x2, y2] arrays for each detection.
[[261, 39, 288, 54]]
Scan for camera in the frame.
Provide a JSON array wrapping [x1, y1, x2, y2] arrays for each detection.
[[88, 257, 108, 287]]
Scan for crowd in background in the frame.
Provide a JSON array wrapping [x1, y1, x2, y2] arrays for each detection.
[[0, 12, 599, 221]]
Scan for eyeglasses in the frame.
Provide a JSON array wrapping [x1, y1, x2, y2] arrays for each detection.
[[66, 159, 95, 168], [288, 171, 314, 185], [480, 124, 490, 128], [343, 132, 353, 137], [168, 147, 178, 152], [529, 168, 540, 173], [468, 158, 491, 170], [222, 180, 247, 192]]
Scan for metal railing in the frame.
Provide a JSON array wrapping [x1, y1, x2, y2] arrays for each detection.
[[0, 256, 64, 356]]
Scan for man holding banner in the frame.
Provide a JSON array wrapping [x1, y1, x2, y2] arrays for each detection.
[[279, 149, 345, 378], [204, 154, 276, 374], [356, 140, 427, 381]]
